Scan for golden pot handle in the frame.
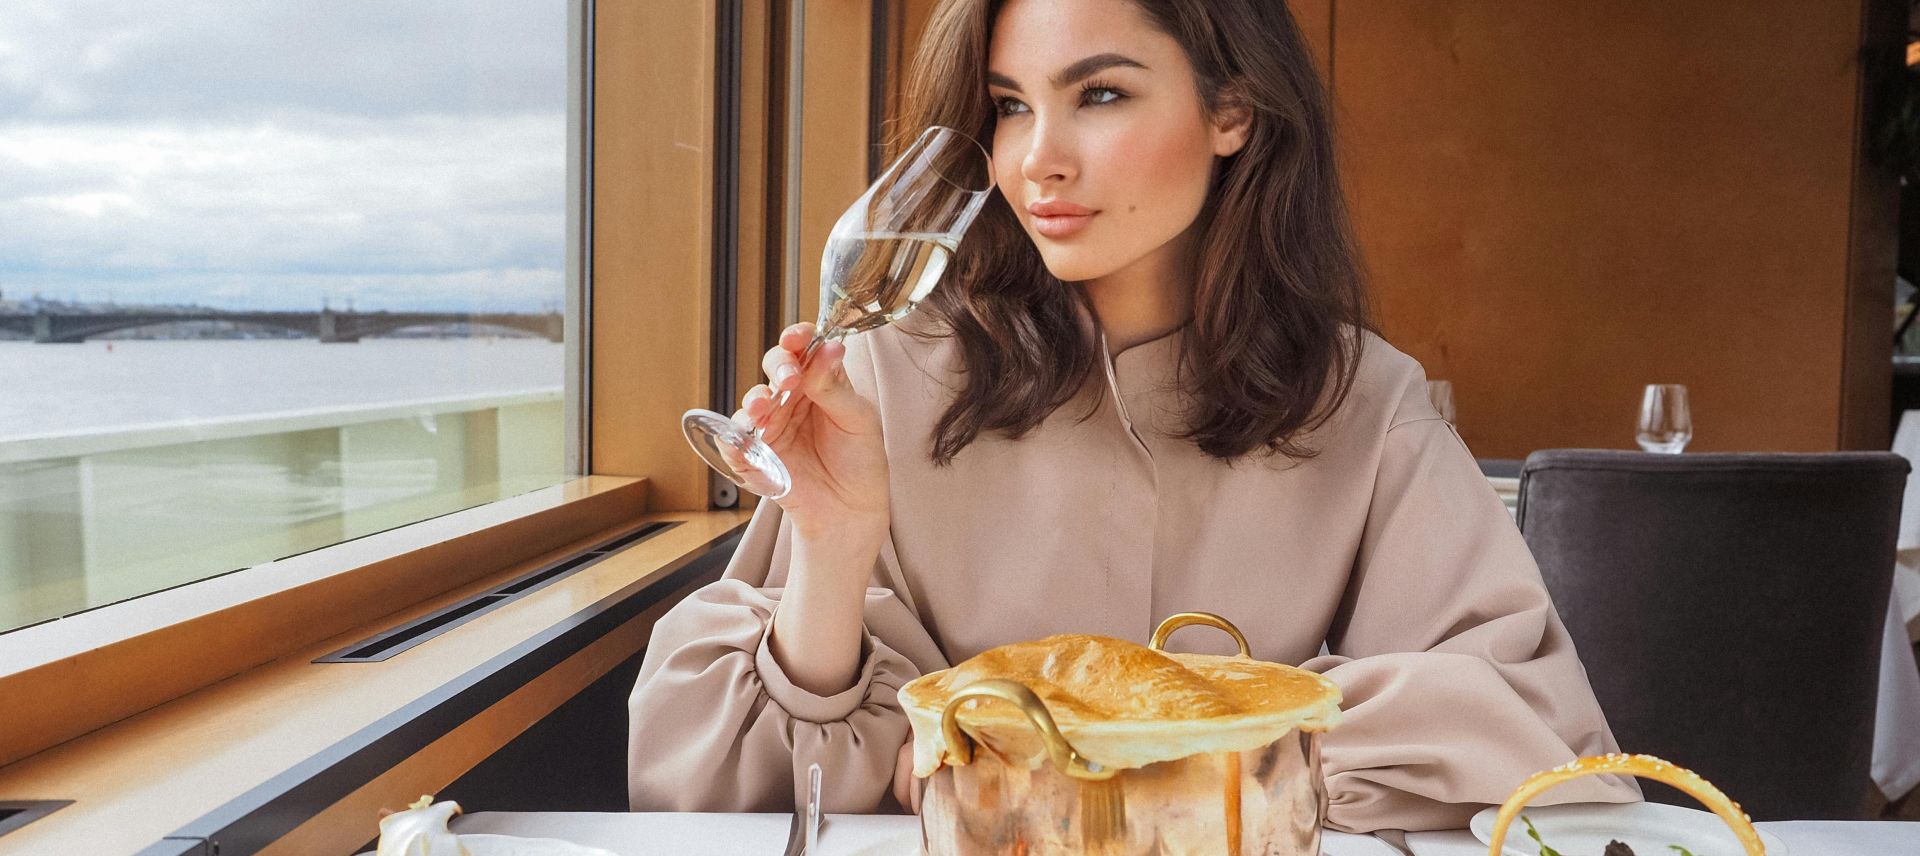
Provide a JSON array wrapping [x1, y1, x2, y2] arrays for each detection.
[[939, 678, 1118, 781], [1485, 753, 1765, 856], [1149, 612, 1251, 658]]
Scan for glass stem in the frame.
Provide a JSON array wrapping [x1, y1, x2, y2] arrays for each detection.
[[749, 328, 839, 441]]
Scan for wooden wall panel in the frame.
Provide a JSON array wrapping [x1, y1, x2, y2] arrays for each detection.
[[899, 0, 938, 84], [791, 0, 876, 327], [736, 1, 775, 413], [1334, 1, 1889, 454], [1285, 0, 1332, 82], [591, 1, 718, 510]]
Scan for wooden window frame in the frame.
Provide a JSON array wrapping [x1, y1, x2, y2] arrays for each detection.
[[0, 2, 906, 850]]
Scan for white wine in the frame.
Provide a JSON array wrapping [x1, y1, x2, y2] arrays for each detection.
[[681, 125, 990, 501], [818, 231, 957, 335]]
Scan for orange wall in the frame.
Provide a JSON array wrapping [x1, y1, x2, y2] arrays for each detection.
[[904, 1, 1895, 454], [1317, 1, 1895, 454]]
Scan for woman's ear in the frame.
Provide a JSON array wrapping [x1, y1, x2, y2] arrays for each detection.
[[1209, 83, 1253, 158]]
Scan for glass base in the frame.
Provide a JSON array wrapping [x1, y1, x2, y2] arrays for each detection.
[[1636, 437, 1689, 454], [682, 409, 793, 499]]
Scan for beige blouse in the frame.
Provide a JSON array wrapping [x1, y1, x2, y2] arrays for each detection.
[[626, 304, 1640, 833]]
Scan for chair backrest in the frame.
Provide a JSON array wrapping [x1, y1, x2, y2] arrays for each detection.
[[1516, 449, 1908, 819]]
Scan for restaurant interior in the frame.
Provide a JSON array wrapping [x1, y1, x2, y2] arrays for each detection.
[[2, 1, 1919, 854]]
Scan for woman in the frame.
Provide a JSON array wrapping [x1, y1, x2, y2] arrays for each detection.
[[627, 0, 1639, 832]]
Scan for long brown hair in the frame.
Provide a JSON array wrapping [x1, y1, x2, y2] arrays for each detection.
[[887, 0, 1372, 464]]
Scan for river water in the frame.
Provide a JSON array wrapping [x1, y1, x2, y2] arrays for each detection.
[[0, 338, 564, 441]]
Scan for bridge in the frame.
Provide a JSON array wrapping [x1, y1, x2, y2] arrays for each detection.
[[0, 310, 564, 343]]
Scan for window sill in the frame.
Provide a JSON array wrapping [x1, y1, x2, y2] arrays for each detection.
[[0, 475, 657, 768], [0, 475, 752, 854]]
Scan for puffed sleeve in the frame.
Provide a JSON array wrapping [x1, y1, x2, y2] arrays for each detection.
[[626, 499, 948, 813], [1302, 415, 1642, 833]]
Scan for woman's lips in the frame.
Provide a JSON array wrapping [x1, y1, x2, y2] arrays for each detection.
[[1032, 211, 1096, 239]]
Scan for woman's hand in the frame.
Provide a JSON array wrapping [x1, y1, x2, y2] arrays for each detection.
[[749, 322, 889, 697], [891, 735, 924, 814], [729, 322, 890, 539]]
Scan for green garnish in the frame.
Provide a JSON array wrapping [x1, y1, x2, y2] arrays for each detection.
[[1522, 815, 1564, 856], [1518, 814, 1697, 856]]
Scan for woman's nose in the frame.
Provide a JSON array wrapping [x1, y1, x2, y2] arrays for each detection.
[[1019, 119, 1076, 185]]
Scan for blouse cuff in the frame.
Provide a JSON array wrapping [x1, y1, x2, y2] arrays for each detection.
[[753, 606, 883, 724]]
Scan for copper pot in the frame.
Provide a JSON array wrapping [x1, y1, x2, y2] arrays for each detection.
[[910, 614, 1335, 856]]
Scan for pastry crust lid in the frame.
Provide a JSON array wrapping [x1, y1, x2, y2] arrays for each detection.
[[898, 634, 1342, 776]]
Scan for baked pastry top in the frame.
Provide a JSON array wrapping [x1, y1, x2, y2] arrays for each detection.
[[898, 633, 1342, 776]]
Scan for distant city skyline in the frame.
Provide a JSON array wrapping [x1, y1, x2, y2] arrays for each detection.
[[0, 1, 567, 314], [0, 287, 563, 315]]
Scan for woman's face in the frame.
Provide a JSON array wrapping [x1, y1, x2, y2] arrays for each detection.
[[986, 0, 1248, 284]]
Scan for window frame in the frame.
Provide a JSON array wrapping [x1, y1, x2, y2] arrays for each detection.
[[0, 0, 916, 809]]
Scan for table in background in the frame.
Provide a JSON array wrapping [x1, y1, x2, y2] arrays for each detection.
[[1406, 822, 1917, 854]]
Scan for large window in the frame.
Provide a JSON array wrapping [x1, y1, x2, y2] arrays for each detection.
[[0, 1, 574, 633]]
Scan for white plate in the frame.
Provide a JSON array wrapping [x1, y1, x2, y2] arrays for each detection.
[[836, 830, 924, 856], [460, 833, 622, 856], [1469, 802, 1788, 856]]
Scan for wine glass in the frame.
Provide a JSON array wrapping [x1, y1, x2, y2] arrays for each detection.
[[1636, 384, 1693, 453], [681, 125, 994, 499], [1427, 379, 1457, 424]]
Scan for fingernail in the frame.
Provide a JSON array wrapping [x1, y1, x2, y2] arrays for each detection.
[[774, 365, 799, 387]]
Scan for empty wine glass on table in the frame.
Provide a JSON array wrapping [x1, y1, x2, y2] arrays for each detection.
[[1636, 383, 1692, 453], [681, 125, 995, 499]]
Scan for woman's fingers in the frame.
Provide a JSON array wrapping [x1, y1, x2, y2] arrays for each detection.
[[762, 347, 800, 392], [795, 341, 862, 423], [780, 322, 816, 352], [742, 323, 862, 449], [737, 382, 804, 447], [892, 739, 915, 812], [733, 385, 774, 429], [762, 323, 817, 391]]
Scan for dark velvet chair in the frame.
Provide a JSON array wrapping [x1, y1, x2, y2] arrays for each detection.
[[1515, 449, 1908, 819]]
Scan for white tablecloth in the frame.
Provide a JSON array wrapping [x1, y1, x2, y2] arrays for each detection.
[[1893, 412, 1920, 634], [449, 812, 1917, 855], [1876, 411, 1920, 800], [1406, 822, 1918, 855], [451, 813, 1405, 855]]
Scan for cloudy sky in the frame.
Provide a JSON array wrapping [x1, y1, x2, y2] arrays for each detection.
[[0, 1, 567, 312]]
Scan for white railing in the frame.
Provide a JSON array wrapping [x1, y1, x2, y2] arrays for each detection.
[[0, 390, 568, 632]]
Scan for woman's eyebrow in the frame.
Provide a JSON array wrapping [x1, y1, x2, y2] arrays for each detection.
[[985, 53, 1148, 93]]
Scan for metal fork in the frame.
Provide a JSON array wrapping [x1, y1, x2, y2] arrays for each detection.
[[1079, 777, 1127, 854], [781, 762, 823, 856]]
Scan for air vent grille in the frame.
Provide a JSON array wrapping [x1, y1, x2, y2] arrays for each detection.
[[0, 801, 72, 839], [315, 521, 679, 663]]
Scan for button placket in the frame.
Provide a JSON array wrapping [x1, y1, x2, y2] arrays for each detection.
[[1097, 328, 1154, 459], [1097, 327, 1160, 639]]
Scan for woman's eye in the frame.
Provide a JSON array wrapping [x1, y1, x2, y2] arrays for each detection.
[[991, 88, 1121, 118]]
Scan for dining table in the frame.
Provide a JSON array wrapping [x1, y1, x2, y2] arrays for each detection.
[[447, 810, 1918, 855], [380, 464, 1920, 854]]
